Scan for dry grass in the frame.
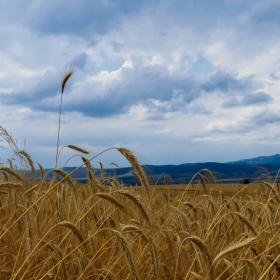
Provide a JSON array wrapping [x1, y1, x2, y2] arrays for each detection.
[[0, 162, 279, 279]]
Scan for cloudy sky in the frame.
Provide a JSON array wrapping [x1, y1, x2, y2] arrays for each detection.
[[0, 0, 280, 168]]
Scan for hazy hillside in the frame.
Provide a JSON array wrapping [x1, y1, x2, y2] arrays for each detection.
[[43, 154, 280, 185], [226, 154, 280, 165]]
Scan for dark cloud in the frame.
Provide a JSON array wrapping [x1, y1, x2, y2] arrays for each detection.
[[0, 64, 268, 118], [243, 92, 273, 105], [60, 64, 199, 117], [0, 70, 60, 105], [270, 73, 280, 81], [202, 71, 256, 93], [222, 92, 273, 108], [253, 111, 280, 124], [222, 97, 241, 108], [23, 0, 145, 37], [253, 3, 280, 26]]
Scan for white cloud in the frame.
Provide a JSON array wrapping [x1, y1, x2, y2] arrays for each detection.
[[0, 0, 280, 168]]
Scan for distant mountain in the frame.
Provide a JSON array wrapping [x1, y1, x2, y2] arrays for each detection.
[[226, 154, 280, 165], [41, 154, 280, 185]]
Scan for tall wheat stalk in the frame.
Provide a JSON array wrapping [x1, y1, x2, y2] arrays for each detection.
[[55, 68, 75, 168]]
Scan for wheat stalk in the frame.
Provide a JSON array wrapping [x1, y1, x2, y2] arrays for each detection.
[[55, 68, 75, 168], [17, 205, 33, 259]]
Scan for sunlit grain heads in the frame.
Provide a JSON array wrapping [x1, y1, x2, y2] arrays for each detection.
[[0, 182, 22, 188], [213, 237, 257, 267], [81, 156, 99, 192], [18, 150, 36, 174], [0, 167, 23, 181], [97, 192, 128, 215], [229, 212, 258, 235], [66, 145, 89, 154], [185, 236, 212, 267], [37, 163, 45, 180], [118, 190, 150, 223], [53, 168, 73, 186], [53, 168, 78, 205], [56, 221, 85, 244], [116, 147, 150, 195], [201, 169, 216, 184]]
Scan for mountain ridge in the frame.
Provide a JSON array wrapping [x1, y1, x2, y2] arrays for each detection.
[[46, 154, 280, 184]]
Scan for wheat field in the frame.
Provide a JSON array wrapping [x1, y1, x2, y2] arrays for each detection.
[[1, 70, 280, 279], [0, 157, 280, 279]]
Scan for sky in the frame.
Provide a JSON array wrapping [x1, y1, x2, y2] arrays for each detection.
[[0, 0, 280, 168]]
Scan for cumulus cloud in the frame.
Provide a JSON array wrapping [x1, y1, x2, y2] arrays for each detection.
[[243, 92, 273, 105], [222, 91, 273, 108], [0, 0, 280, 167], [270, 73, 280, 81], [202, 71, 257, 93]]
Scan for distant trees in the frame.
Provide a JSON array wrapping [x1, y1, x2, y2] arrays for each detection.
[[242, 178, 250, 184]]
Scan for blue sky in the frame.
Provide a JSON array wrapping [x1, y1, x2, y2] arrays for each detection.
[[0, 0, 280, 168]]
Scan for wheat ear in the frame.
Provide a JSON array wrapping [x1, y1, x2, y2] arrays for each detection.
[[213, 237, 256, 266], [229, 212, 258, 235], [81, 156, 99, 192], [116, 148, 150, 195], [1, 171, 8, 181], [18, 150, 36, 174], [202, 169, 216, 183], [190, 271, 204, 280], [53, 169, 78, 203], [0, 167, 23, 181], [118, 190, 150, 223], [37, 163, 45, 180], [99, 162, 105, 179], [97, 192, 128, 214], [0, 182, 22, 188], [61, 68, 75, 94], [66, 145, 89, 154], [56, 221, 85, 244], [184, 236, 212, 266]]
